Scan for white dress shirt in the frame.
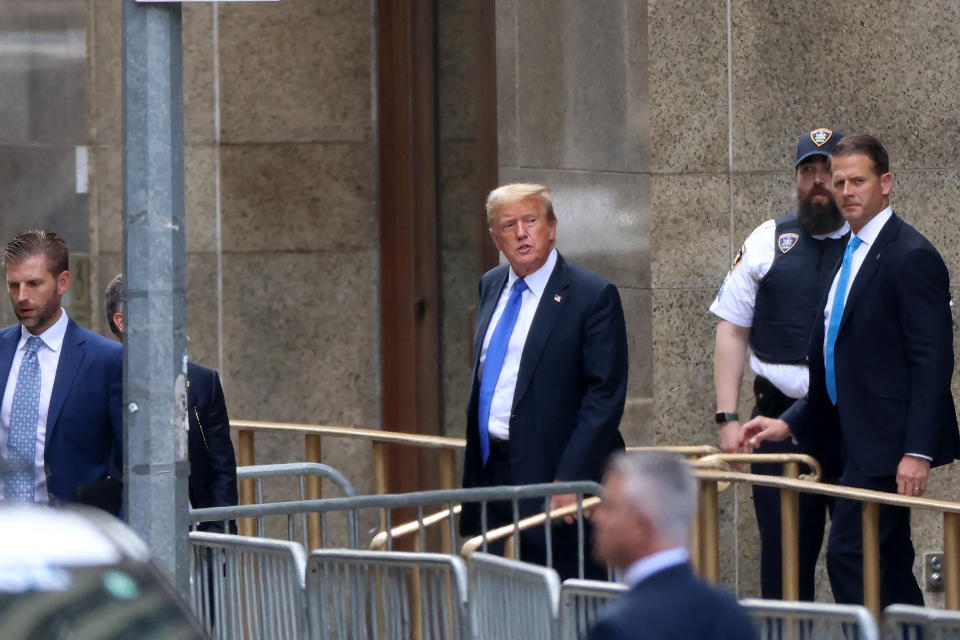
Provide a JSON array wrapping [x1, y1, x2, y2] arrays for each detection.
[[710, 218, 849, 398], [479, 248, 558, 441], [0, 309, 69, 502], [621, 547, 690, 588]]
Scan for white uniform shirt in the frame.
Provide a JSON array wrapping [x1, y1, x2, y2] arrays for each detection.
[[479, 248, 558, 441], [0, 309, 69, 502], [710, 218, 849, 398]]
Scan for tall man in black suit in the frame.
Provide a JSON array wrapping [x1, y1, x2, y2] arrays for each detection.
[[0, 231, 123, 513], [460, 183, 628, 580], [742, 135, 959, 606], [588, 451, 758, 640], [105, 274, 238, 532]]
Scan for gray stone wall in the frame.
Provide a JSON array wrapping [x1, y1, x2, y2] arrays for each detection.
[[499, 0, 960, 602]]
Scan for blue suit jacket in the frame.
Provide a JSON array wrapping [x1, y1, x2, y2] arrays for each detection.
[[187, 362, 238, 532], [782, 213, 959, 477], [461, 253, 627, 497], [0, 318, 123, 508], [587, 563, 758, 640]]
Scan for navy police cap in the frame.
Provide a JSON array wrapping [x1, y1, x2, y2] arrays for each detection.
[[795, 128, 843, 167]]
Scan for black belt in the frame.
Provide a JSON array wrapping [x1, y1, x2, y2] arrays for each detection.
[[753, 375, 795, 418]]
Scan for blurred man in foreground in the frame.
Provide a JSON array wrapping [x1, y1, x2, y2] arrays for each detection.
[[589, 451, 757, 640]]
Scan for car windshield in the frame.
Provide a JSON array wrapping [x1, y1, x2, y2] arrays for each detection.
[[0, 561, 206, 640]]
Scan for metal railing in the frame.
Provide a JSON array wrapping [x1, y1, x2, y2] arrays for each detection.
[[306, 549, 470, 640], [742, 599, 879, 640], [190, 532, 307, 640], [468, 551, 561, 640], [882, 603, 960, 640], [190, 482, 601, 570], [231, 420, 466, 537], [558, 579, 628, 640], [697, 468, 960, 618]]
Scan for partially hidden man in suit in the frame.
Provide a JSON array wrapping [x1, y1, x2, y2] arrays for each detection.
[[742, 135, 959, 607], [105, 274, 238, 532], [460, 183, 628, 580], [0, 230, 122, 513], [588, 451, 758, 640]]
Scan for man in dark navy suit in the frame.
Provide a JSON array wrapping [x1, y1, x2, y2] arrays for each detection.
[[743, 135, 959, 606], [460, 183, 628, 580], [588, 451, 758, 640], [105, 274, 238, 532], [0, 231, 122, 513]]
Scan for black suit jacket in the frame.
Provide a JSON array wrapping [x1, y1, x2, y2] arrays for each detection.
[[587, 563, 758, 640], [461, 254, 627, 501], [782, 213, 959, 477], [187, 362, 238, 532], [0, 318, 123, 512]]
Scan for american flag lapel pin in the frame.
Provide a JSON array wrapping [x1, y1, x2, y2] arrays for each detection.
[[554, 294, 562, 303]]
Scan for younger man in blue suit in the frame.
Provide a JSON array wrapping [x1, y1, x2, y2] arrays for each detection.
[[105, 274, 238, 532], [0, 230, 122, 513], [589, 451, 757, 640]]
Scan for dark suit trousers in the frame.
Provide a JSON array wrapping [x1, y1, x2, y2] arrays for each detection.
[[750, 377, 831, 600], [474, 441, 605, 581], [827, 459, 923, 607]]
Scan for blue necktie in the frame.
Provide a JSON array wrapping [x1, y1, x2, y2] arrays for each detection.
[[5, 336, 43, 502], [825, 236, 863, 405], [477, 278, 528, 466]]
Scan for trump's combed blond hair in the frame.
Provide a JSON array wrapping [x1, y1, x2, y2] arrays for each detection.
[[485, 183, 556, 226]]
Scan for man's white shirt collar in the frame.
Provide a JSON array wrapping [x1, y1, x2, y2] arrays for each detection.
[[19, 308, 68, 353], [506, 247, 558, 300], [852, 206, 893, 247], [621, 547, 690, 588]]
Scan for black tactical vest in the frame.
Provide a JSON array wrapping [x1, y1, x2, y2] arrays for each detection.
[[749, 214, 847, 364]]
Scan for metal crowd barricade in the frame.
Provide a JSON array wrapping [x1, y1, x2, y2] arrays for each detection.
[[189, 481, 602, 577], [190, 532, 307, 640], [558, 579, 628, 640], [883, 604, 960, 640], [468, 551, 561, 640], [190, 462, 356, 549], [742, 599, 879, 640], [306, 549, 470, 640]]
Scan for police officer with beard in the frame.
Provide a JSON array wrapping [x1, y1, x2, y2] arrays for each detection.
[[710, 128, 848, 600]]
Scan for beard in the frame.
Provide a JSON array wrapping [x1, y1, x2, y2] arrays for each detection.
[[16, 293, 61, 333], [797, 196, 844, 235]]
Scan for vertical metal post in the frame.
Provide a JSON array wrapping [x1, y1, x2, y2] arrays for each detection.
[[699, 480, 720, 583], [236, 429, 256, 536], [305, 434, 322, 550], [780, 461, 801, 600], [861, 501, 881, 619], [121, 0, 188, 596], [944, 512, 960, 609]]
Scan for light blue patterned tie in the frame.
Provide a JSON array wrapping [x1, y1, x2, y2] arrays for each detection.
[[477, 278, 528, 466], [825, 236, 863, 405], [5, 336, 43, 502]]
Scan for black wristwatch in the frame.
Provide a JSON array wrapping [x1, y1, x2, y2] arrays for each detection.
[[715, 411, 739, 424]]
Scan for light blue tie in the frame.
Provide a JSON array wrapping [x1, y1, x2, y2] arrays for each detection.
[[477, 278, 528, 466], [825, 236, 863, 405], [5, 336, 43, 502]]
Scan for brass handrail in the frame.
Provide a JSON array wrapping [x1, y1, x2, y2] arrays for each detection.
[[694, 453, 823, 482], [460, 497, 603, 557], [626, 445, 719, 457], [369, 504, 463, 552], [694, 468, 960, 618]]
